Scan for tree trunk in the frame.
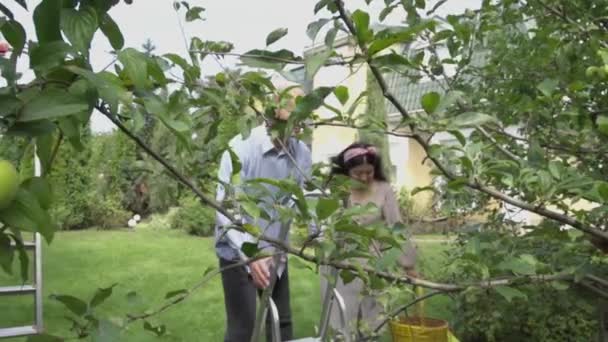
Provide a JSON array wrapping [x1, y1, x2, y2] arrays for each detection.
[[358, 66, 394, 181]]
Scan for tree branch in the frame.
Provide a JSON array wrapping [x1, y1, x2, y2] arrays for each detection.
[[190, 50, 354, 66], [373, 290, 444, 333], [125, 254, 277, 323]]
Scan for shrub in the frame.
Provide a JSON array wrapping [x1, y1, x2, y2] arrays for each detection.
[[446, 229, 600, 342], [85, 196, 132, 229], [169, 196, 215, 236]]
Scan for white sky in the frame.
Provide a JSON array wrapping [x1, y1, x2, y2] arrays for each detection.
[[3, 0, 480, 133]]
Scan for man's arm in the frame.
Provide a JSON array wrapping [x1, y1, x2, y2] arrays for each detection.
[[216, 148, 251, 261]]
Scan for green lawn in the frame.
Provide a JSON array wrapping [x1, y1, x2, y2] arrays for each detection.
[[0, 228, 453, 341]]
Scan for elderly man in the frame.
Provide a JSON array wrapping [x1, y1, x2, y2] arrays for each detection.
[[215, 86, 311, 342]]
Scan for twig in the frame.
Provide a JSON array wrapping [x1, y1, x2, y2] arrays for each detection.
[[373, 290, 444, 333], [126, 253, 277, 323], [309, 121, 415, 139], [475, 125, 521, 162], [43, 131, 64, 176], [190, 50, 353, 66]]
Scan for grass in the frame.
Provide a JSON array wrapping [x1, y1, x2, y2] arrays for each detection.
[[0, 228, 454, 341]]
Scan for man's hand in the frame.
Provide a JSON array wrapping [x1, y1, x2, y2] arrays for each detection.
[[250, 257, 272, 289]]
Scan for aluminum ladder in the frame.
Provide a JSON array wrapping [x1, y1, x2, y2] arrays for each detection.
[[1, 151, 43, 339], [0, 232, 43, 338], [266, 280, 350, 342]]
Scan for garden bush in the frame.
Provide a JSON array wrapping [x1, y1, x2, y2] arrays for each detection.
[[169, 196, 215, 236]]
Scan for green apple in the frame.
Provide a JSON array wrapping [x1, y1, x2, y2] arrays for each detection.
[[0, 160, 19, 209]]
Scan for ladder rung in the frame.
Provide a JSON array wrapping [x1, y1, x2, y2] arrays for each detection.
[[0, 325, 38, 338], [0, 285, 36, 295], [9, 241, 35, 249]]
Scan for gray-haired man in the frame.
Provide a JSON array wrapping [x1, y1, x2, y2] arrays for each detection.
[[215, 88, 311, 342]]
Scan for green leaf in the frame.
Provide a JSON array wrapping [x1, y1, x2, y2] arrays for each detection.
[[305, 50, 331, 80], [240, 49, 299, 71], [325, 27, 338, 48], [596, 182, 608, 202], [61, 6, 98, 53], [0, 188, 56, 242], [241, 242, 259, 257], [494, 286, 527, 303], [334, 86, 349, 105], [147, 57, 168, 86], [307, 19, 330, 40], [290, 86, 334, 122], [92, 320, 122, 342], [447, 130, 466, 146], [551, 281, 570, 291], [90, 283, 118, 308], [118, 48, 149, 90], [6, 120, 57, 137], [33, 0, 63, 43], [0, 233, 14, 275], [435, 90, 463, 113], [0, 93, 22, 117], [447, 178, 468, 190], [411, 186, 435, 196], [20, 177, 53, 210], [241, 201, 260, 220], [16, 239, 28, 281], [450, 112, 498, 128], [227, 148, 242, 176], [30, 41, 77, 73], [19, 88, 89, 122], [537, 78, 558, 97], [316, 197, 340, 220], [50, 294, 88, 316], [352, 10, 373, 44], [421, 91, 440, 114], [164, 289, 188, 299], [0, 20, 26, 56], [242, 223, 261, 236], [340, 269, 357, 285], [314, 0, 338, 14], [597, 115, 608, 136], [380, 4, 398, 21], [66, 67, 127, 114], [497, 255, 537, 276], [185, 6, 205, 22], [548, 161, 561, 179], [143, 321, 166, 337], [266, 28, 288, 46], [99, 14, 124, 50]]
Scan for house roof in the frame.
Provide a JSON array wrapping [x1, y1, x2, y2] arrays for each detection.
[[384, 73, 444, 115]]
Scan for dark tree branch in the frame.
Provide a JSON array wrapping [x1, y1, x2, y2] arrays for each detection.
[[190, 50, 354, 66]]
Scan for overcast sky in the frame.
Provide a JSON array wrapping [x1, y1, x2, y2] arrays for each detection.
[[3, 0, 480, 133]]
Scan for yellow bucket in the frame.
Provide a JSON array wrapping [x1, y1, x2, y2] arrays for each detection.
[[389, 317, 449, 342], [389, 286, 459, 342]]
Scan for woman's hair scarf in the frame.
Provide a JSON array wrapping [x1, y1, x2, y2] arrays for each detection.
[[343, 146, 377, 163]]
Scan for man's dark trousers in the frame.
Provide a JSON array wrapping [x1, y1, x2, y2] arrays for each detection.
[[219, 258, 293, 342]]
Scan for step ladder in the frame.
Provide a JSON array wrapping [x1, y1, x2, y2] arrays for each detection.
[[0, 233, 43, 339], [266, 284, 350, 342], [1, 152, 43, 339]]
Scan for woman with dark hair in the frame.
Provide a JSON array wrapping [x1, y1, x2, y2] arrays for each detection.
[[324, 142, 417, 339]]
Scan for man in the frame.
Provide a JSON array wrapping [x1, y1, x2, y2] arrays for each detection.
[[215, 86, 311, 342]]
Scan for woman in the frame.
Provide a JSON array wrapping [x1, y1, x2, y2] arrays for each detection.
[[322, 142, 417, 339]]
